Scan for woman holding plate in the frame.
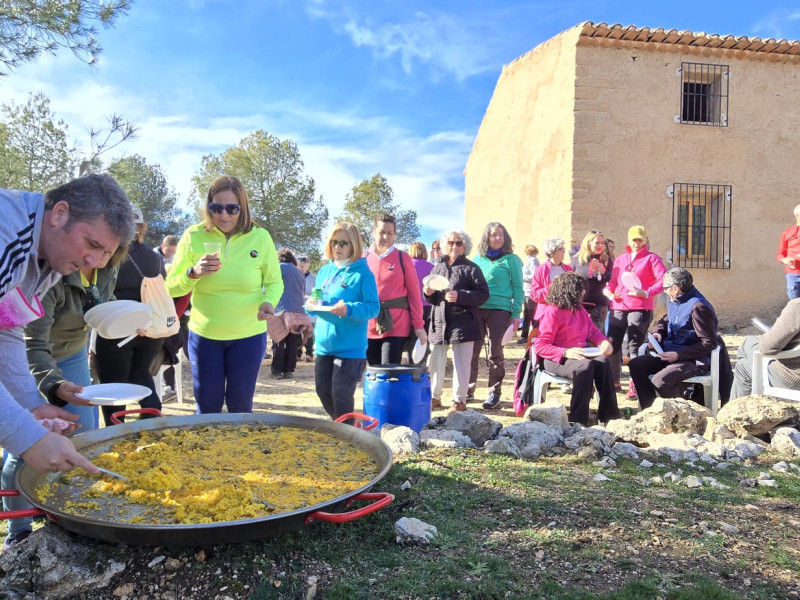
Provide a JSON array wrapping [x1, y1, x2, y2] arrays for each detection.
[[166, 176, 283, 414], [603, 225, 667, 400], [307, 223, 379, 421], [534, 272, 619, 426]]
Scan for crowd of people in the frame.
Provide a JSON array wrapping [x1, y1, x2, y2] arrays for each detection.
[[2, 174, 799, 550]]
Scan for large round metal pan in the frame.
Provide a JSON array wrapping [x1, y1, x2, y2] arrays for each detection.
[[15, 413, 393, 546]]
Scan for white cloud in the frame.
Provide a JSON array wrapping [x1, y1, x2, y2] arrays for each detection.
[[752, 9, 800, 39]]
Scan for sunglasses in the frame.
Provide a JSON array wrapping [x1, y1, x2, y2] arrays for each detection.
[[331, 239, 351, 248], [446, 240, 464, 247], [208, 202, 241, 216]]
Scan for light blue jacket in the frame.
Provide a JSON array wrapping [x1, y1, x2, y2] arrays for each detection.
[[311, 258, 379, 359]]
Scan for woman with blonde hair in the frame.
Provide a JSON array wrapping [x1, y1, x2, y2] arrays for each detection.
[[307, 223, 379, 421], [166, 175, 283, 414], [571, 230, 613, 332]]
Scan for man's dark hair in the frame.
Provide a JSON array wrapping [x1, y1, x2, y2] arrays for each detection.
[[278, 247, 297, 265], [44, 174, 135, 246], [546, 272, 587, 309]]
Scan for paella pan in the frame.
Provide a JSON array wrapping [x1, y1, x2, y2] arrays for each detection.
[[11, 413, 393, 546]]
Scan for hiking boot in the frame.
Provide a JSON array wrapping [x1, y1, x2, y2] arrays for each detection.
[[626, 381, 638, 400], [447, 402, 466, 414], [482, 392, 501, 409], [3, 530, 31, 551], [431, 397, 442, 408], [305, 355, 314, 363]]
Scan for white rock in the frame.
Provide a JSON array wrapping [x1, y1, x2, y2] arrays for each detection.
[[394, 517, 438, 545], [400, 480, 412, 491], [592, 456, 616, 468], [719, 522, 739, 535], [757, 479, 778, 488], [593, 473, 611, 482], [684, 476, 703, 488], [771, 461, 790, 473], [639, 459, 653, 468]]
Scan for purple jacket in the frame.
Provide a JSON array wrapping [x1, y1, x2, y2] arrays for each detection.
[[412, 257, 434, 308]]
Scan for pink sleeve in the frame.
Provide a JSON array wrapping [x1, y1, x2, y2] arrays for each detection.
[[530, 264, 549, 303], [534, 307, 565, 363], [644, 255, 668, 297]]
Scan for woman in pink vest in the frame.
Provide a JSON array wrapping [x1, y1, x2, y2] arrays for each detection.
[[366, 214, 427, 365]]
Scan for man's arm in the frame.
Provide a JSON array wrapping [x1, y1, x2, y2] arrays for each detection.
[[676, 303, 718, 361]]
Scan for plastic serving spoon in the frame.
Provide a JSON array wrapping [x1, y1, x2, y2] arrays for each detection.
[[96, 467, 128, 482]]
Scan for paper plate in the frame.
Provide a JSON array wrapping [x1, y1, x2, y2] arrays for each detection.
[[77, 383, 152, 405], [620, 271, 642, 290], [96, 305, 152, 339], [582, 347, 602, 358], [84, 300, 141, 327], [423, 275, 450, 291], [647, 333, 664, 354], [304, 301, 335, 313], [411, 339, 427, 363], [501, 323, 516, 346]]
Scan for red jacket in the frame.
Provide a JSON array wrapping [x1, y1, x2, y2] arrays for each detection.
[[605, 245, 666, 312], [367, 248, 424, 338], [776, 225, 800, 274], [534, 304, 608, 363]]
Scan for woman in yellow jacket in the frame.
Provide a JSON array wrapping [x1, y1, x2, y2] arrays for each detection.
[[166, 176, 283, 413]]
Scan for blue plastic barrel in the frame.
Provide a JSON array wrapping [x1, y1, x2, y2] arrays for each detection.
[[362, 364, 432, 432]]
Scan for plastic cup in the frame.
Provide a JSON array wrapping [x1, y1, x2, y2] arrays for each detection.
[[204, 242, 222, 257]]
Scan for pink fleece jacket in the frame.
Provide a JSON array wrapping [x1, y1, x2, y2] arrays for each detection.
[[530, 260, 574, 321], [534, 304, 608, 363], [605, 245, 667, 312], [367, 248, 425, 338]]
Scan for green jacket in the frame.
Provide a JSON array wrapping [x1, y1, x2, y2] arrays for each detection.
[[24, 266, 118, 404], [166, 223, 283, 341], [472, 253, 525, 317]]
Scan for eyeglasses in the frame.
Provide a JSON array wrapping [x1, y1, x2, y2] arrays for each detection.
[[331, 239, 351, 248], [208, 203, 241, 216], [446, 240, 464, 247]]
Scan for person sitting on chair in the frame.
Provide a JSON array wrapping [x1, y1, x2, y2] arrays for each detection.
[[533, 272, 619, 426], [628, 267, 718, 409], [732, 298, 800, 398]]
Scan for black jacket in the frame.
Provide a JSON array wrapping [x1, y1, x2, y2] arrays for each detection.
[[425, 255, 489, 345]]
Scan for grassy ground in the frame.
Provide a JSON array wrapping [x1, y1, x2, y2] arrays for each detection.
[[6, 331, 800, 599]]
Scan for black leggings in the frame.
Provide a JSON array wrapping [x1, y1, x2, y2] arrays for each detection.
[[366, 336, 406, 366]]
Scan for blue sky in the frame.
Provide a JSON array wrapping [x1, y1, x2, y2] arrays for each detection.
[[1, 1, 799, 246]]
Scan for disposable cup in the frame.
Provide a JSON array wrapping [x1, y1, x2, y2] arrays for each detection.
[[204, 242, 222, 256]]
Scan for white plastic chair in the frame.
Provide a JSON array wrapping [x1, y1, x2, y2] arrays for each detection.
[[530, 342, 599, 404], [637, 342, 721, 416], [751, 343, 800, 402], [155, 356, 184, 404]]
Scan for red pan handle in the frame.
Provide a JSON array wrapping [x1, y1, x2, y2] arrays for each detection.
[[110, 408, 163, 425], [304, 491, 393, 525], [334, 413, 379, 430], [0, 490, 46, 519]]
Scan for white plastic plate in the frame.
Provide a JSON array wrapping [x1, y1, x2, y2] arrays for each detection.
[[501, 323, 516, 346], [423, 275, 450, 291], [411, 339, 427, 363], [620, 271, 642, 290], [77, 383, 152, 405], [582, 347, 602, 358]]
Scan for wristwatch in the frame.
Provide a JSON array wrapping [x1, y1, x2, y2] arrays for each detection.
[[187, 267, 198, 280]]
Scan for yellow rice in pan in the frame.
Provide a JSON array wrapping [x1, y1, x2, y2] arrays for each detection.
[[36, 425, 379, 525]]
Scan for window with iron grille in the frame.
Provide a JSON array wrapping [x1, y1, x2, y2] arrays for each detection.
[[670, 183, 732, 269], [679, 62, 729, 126]]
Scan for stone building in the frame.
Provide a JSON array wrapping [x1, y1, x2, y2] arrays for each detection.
[[464, 21, 800, 325]]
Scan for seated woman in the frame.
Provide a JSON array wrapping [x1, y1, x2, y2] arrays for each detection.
[[534, 272, 620, 426]]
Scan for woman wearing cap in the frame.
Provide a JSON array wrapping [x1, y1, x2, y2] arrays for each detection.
[[468, 222, 524, 410], [166, 176, 283, 414], [94, 206, 166, 425], [603, 225, 667, 400]]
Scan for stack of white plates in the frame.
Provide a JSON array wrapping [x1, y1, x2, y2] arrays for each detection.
[[84, 300, 152, 339]]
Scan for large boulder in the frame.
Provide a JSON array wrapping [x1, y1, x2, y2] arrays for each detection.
[[381, 425, 420, 456], [525, 401, 570, 433], [419, 429, 476, 449], [716, 396, 800, 438], [442, 410, 502, 447], [498, 421, 563, 454], [564, 426, 615, 455], [607, 397, 709, 445]]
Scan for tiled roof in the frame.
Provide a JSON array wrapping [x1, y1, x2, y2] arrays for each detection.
[[579, 21, 800, 56]]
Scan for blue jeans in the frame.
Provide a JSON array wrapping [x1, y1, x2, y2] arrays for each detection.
[[1, 350, 100, 536], [58, 349, 99, 431], [786, 274, 800, 300], [188, 331, 266, 413]]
